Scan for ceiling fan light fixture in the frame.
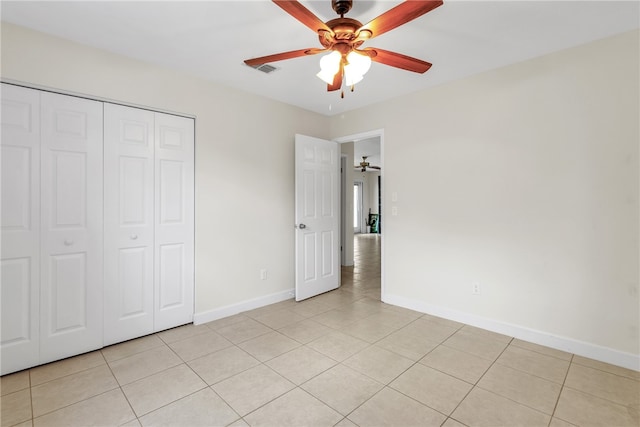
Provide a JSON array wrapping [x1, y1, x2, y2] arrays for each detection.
[[346, 51, 371, 75], [344, 51, 371, 86]]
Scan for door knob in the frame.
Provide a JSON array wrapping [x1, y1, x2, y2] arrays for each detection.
[[64, 239, 74, 246], [130, 234, 138, 240], [298, 223, 306, 229]]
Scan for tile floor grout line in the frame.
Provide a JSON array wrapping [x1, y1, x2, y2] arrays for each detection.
[[508, 340, 573, 363], [489, 345, 572, 386], [206, 383, 243, 426], [31, 385, 124, 423], [27, 352, 106, 388], [442, 335, 515, 422], [227, 364, 296, 422], [570, 358, 640, 382], [556, 364, 640, 410], [28, 369, 34, 425], [548, 353, 574, 426], [103, 348, 139, 424]]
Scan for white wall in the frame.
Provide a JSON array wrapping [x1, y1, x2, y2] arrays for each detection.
[[1, 23, 331, 319], [331, 30, 639, 368]]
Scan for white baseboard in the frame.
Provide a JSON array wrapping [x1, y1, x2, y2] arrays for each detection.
[[193, 289, 294, 325], [383, 293, 640, 372]]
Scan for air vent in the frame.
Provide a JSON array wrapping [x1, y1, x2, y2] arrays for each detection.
[[250, 64, 278, 74]]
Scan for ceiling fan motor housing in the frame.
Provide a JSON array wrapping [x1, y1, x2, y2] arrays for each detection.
[[332, 0, 353, 16]]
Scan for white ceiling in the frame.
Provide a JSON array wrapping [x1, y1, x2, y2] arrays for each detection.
[[1, 1, 638, 116], [354, 137, 381, 170]]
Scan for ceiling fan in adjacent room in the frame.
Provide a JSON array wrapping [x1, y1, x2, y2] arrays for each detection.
[[244, 0, 443, 97], [356, 156, 381, 172]]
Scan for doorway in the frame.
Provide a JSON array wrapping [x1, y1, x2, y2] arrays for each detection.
[[335, 129, 384, 299]]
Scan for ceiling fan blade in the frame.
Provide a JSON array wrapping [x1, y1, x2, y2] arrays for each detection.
[[273, 0, 334, 35], [370, 166, 381, 170], [244, 48, 325, 67], [357, 0, 443, 40], [364, 48, 432, 73]]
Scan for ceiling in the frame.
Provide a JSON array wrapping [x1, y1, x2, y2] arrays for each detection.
[[1, 1, 638, 116], [354, 137, 381, 170]]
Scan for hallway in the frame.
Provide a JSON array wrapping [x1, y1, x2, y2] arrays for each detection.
[[341, 233, 381, 300]]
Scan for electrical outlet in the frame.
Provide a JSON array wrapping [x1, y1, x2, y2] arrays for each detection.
[[260, 269, 268, 280], [472, 282, 481, 295]]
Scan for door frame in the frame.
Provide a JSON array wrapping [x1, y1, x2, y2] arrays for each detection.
[[334, 129, 385, 299]]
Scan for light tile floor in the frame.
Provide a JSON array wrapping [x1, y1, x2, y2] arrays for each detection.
[[2, 234, 639, 426]]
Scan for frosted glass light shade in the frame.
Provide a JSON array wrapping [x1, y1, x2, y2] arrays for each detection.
[[344, 51, 371, 87], [346, 51, 371, 75], [316, 51, 341, 84]]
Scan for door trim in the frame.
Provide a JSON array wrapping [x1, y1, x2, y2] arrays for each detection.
[[1, 79, 195, 119]]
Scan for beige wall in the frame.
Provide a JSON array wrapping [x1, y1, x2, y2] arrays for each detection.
[[331, 30, 639, 364], [1, 23, 331, 315]]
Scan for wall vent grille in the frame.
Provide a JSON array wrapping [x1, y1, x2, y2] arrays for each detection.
[[250, 64, 278, 74]]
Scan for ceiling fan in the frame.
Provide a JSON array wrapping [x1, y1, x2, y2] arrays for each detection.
[[244, 0, 443, 96], [356, 156, 381, 172]]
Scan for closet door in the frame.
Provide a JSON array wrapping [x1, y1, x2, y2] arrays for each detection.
[[104, 104, 155, 345], [154, 113, 194, 331], [0, 84, 41, 375], [39, 92, 104, 362]]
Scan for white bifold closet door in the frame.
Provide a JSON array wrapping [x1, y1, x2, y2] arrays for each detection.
[[39, 92, 104, 363], [1, 85, 41, 374], [1, 84, 104, 372], [104, 104, 194, 345]]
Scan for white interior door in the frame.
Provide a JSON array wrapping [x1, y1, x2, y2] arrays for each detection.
[[39, 92, 104, 363], [104, 104, 155, 345], [0, 84, 41, 374], [154, 112, 194, 331], [295, 134, 340, 301]]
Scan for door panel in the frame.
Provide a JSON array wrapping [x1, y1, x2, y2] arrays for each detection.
[[154, 113, 194, 331], [1, 258, 32, 345], [0, 84, 41, 374], [51, 150, 87, 227], [104, 104, 155, 345], [159, 160, 184, 224], [39, 92, 103, 363], [295, 134, 340, 301], [1, 146, 32, 230], [118, 247, 148, 316], [321, 231, 334, 277], [159, 243, 184, 309], [49, 253, 87, 332]]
